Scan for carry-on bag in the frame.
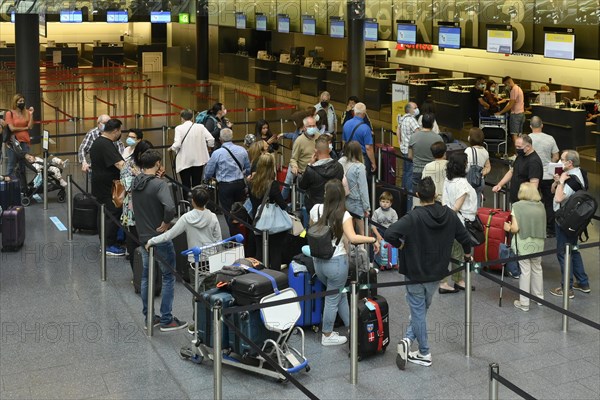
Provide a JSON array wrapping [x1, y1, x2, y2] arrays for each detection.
[[474, 207, 510, 270], [0, 179, 21, 212], [288, 260, 323, 330], [230, 268, 288, 305], [228, 309, 277, 359], [375, 144, 397, 185], [1, 205, 26, 252], [132, 247, 162, 296], [356, 295, 390, 360], [72, 174, 98, 233], [196, 288, 235, 348]]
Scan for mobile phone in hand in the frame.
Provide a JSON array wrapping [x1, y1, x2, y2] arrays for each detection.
[[555, 167, 564, 175]]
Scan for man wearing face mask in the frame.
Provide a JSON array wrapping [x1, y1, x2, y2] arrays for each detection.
[[298, 135, 344, 213], [289, 116, 321, 178], [89, 118, 126, 256], [78, 114, 124, 173], [397, 102, 420, 211], [314, 92, 337, 135], [469, 77, 490, 128], [492, 134, 542, 204]]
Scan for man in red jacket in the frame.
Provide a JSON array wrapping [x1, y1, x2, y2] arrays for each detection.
[[385, 177, 472, 369]]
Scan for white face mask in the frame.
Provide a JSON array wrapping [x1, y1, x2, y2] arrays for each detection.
[[99, 123, 105, 132], [328, 143, 333, 151], [414, 108, 420, 117]]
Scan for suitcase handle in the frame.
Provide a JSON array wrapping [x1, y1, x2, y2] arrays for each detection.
[[246, 267, 281, 295], [366, 299, 385, 352]]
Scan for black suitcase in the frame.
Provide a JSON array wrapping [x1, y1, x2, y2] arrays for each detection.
[[2, 206, 26, 252], [282, 233, 307, 267], [375, 182, 407, 220], [229, 310, 278, 359], [196, 288, 235, 348], [132, 246, 162, 296], [230, 269, 289, 305], [72, 175, 98, 233], [445, 141, 468, 159], [355, 295, 390, 360], [0, 179, 21, 212]]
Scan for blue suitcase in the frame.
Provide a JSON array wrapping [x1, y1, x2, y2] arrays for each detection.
[[229, 309, 277, 359], [288, 260, 323, 330], [196, 288, 235, 348]]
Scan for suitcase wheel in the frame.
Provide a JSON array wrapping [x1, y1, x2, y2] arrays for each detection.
[[57, 190, 66, 203], [21, 197, 31, 207], [305, 365, 311, 372]]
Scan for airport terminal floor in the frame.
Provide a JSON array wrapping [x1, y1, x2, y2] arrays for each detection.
[[0, 68, 599, 400]]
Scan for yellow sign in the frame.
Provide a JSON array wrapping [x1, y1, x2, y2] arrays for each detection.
[[391, 84, 410, 147]]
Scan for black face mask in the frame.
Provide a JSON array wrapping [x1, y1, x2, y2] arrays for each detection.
[[516, 148, 525, 157], [320, 101, 328, 108], [17, 103, 25, 110]]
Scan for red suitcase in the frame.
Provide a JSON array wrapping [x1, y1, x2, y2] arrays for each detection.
[[375, 144, 397, 185], [277, 166, 288, 193], [2, 205, 26, 252], [474, 208, 510, 270]]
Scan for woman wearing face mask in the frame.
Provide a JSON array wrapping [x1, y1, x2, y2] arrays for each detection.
[[122, 129, 143, 161], [483, 80, 508, 115], [4, 94, 34, 190], [204, 102, 233, 149], [255, 119, 279, 153]]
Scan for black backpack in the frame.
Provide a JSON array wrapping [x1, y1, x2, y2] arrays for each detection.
[[307, 207, 341, 259], [555, 172, 598, 242]]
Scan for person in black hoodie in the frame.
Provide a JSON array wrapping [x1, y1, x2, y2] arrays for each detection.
[[384, 177, 471, 370], [132, 149, 186, 332], [298, 135, 344, 213]]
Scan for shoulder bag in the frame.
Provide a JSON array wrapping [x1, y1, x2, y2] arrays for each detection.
[[112, 179, 126, 208], [253, 183, 293, 234], [460, 211, 485, 246]]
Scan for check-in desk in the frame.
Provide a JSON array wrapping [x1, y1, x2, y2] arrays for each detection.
[[298, 67, 327, 97], [531, 105, 592, 150], [252, 58, 276, 86], [408, 83, 430, 106], [123, 42, 167, 65], [0, 46, 15, 64], [431, 87, 472, 129], [83, 44, 124, 67], [274, 62, 299, 91], [324, 70, 347, 102], [365, 76, 391, 110], [221, 53, 249, 81], [42, 45, 78, 68]]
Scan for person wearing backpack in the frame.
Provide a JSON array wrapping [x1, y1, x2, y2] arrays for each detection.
[[197, 102, 232, 150], [464, 128, 491, 207], [550, 150, 592, 298], [308, 179, 379, 346]]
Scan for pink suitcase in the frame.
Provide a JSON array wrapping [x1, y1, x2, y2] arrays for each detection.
[[2, 205, 26, 252]]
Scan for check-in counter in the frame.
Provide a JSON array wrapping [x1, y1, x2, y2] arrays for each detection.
[[324, 70, 347, 102], [298, 66, 327, 97], [123, 42, 167, 66], [41, 45, 78, 68], [365, 76, 391, 110], [408, 83, 430, 106], [431, 86, 472, 129], [221, 53, 249, 81], [0, 46, 15, 64], [83, 44, 124, 67], [252, 58, 276, 86], [531, 105, 592, 150], [274, 62, 299, 91]]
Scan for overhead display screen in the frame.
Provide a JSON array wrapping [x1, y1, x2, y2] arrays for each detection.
[[107, 10, 128, 23], [487, 29, 513, 54], [60, 10, 83, 23], [438, 26, 461, 49], [397, 24, 417, 45], [330, 19, 344, 38], [364, 21, 378, 42], [544, 32, 575, 60], [277, 15, 290, 33], [302, 17, 316, 36], [150, 11, 171, 23], [235, 13, 246, 29], [256, 14, 267, 31]]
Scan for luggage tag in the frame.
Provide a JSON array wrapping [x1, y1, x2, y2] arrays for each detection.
[[364, 301, 376, 311]]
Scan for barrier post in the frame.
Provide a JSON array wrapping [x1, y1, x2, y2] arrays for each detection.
[[76, 88, 81, 126], [43, 151, 49, 210], [562, 243, 572, 332], [112, 104, 117, 120], [161, 126, 167, 161], [93, 95, 97, 119], [380, 127, 384, 145], [123, 86, 128, 122], [489, 363, 499, 400], [66, 175, 73, 241], [213, 304, 223, 400], [262, 230, 269, 268], [245, 108, 250, 135], [100, 204, 107, 281], [493, 191, 499, 209], [147, 247, 156, 336], [72, 118, 78, 155], [370, 175, 376, 212], [54, 108, 60, 138], [465, 260, 473, 357], [291, 180, 297, 213], [350, 281, 358, 385], [262, 96, 266, 120], [80, 78, 86, 120], [167, 85, 172, 126], [377, 146, 382, 181]]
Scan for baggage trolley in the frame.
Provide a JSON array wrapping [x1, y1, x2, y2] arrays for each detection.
[[480, 114, 508, 157], [180, 236, 310, 381]]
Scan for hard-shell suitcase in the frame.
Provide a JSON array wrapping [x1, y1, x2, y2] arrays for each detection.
[[230, 268, 289, 305], [0, 179, 21, 212], [474, 207, 511, 270], [375, 182, 407, 219], [445, 141, 468, 159], [374, 241, 398, 271], [356, 295, 390, 360], [277, 166, 288, 188], [288, 260, 323, 329], [376, 144, 397, 185], [132, 247, 162, 296], [72, 175, 98, 233], [229, 309, 277, 358], [1, 206, 25, 252], [196, 288, 235, 348]]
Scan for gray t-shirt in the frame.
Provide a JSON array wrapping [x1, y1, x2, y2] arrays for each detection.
[[372, 207, 399, 228], [409, 130, 443, 173], [530, 132, 559, 180]]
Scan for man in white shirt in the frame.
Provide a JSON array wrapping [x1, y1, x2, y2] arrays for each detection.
[[529, 116, 559, 237], [397, 102, 420, 211], [170, 109, 215, 196]]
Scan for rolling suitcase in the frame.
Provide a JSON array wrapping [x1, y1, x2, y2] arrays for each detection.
[[445, 141, 468, 159], [376, 144, 397, 185], [132, 247, 162, 296], [356, 295, 390, 360], [72, 175, 98, 233], [0, 179, 21, 212], [230, 268, 288, 305], [196, 288, 235, 348], [288, 259, 323, 330], [474, 207, 511, 270], [374, 241, 398, 271], [375, 182, 407, 219], [1, 206, 25, 252], [229, 309, 277, 359]]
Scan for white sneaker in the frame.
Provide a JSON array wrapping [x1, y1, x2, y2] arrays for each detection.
[[513, 300, 529, 312], [396, 338, 411, 370], [408, 350, 432, 367], [321, 332, 347, 346]]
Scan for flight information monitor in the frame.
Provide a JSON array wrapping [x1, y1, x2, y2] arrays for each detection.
[[60, 10, 83, 23], [330, 19, 344, 38], [487, 29, 513, 54], [277, 15, 290, 33], [544, 32, 575, 60], [302, 17, 316, 36], [438, 26, 461, 49], [150, 11, 171, 23], [107, 10, 128, 23], [397, 23, 417, 45], [365, 21, 379, 42]]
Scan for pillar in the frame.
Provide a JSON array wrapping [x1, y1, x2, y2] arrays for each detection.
[[347, 0, 365, 101], [196, 0, 209, 82]]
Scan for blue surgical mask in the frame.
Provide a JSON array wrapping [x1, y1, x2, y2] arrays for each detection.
[[306, 127, 319, 136], [414, 108, 420, 117], [126, 138, 137, 147]]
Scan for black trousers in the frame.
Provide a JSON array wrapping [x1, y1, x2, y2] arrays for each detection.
[[540, 179, 555, 234], [217, 179, 247, 235], [125, 225, 139, 273], [179, 165, 204, 198], [255, 231, 287, 270]]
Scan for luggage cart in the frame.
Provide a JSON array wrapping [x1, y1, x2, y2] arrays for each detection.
[[480, 114, 508, 157], [179, 237, 310, 381]]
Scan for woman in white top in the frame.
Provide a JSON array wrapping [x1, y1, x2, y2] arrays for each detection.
[[417, 99, 440, 134], [121, 129, 143, 161], [310, 179, 379, 346], [464, 128, 491, 207], [440, 152, 478, 293]]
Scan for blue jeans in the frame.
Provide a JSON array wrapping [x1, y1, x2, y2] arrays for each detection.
[[314, 255, 350, 333], [405, 279, 438, 356], [141, 241, 176, 325], [555, 223, 588, 288], [402, 154, 413, 212]]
